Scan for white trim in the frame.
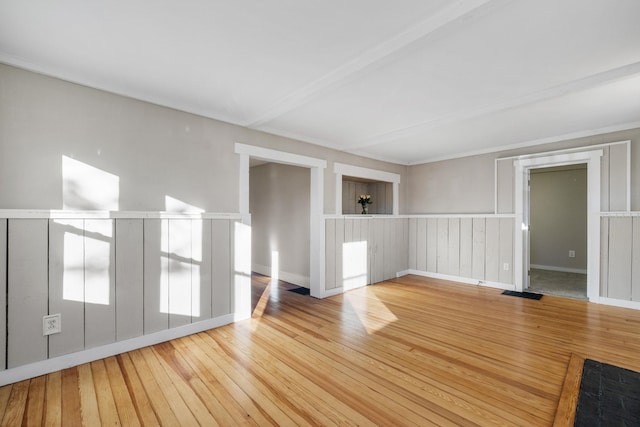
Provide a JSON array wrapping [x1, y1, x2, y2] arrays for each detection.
[[599, 211, 640, 217], [401, 269, 515, 291], [514, 149, 602, 301], [0, 210, 242, 220], [323, 213, 516, 220], [235, 143, 326, 299], [319, 287, 345, 298], [252, 263, 310, 287], [530, 264, 587, 275], [235, 143, 326, 169], [626, 141, 631, 212], [333, 162, 401, 216], [0, 314, 234, 387], [334, 163, 401, 184], [596, 298, 640, 311]]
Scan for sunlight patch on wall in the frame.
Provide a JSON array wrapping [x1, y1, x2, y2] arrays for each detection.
[[234, 221, 252, 318], [62, 156, 119, 210], [84, 220, 112, 305], [57, 219, 84, 303], [165, 195, 204, 213], [343, 241, 368, 291], [270, 250, 279, 299]]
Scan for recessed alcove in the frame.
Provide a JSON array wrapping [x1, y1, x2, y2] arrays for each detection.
[[342, 176, 392, 215]]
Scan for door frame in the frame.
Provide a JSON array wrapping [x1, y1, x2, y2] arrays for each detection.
[[235, 143, 327, 298], [514, 149, 602, 301]]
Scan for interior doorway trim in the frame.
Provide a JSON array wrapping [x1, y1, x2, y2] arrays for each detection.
[[514, 149, 603, 301], [334, 163, 400, 215], [235, 143, 327, 298]]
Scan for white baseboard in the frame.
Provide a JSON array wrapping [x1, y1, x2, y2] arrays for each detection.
[[400, 269, 515, 291], [530, 264, 587, 274], [321, 287, 345, 298], [0, 313, 235, 387], [593, 297, 640, 311], [252, 264, 310, 287]]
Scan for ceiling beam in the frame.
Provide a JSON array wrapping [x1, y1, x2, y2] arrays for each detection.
[[244, 0, 500, 128], [349, 61, 640, 151]]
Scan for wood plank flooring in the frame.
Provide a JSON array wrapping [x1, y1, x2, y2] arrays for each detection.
[[1, 274, 640, 426]]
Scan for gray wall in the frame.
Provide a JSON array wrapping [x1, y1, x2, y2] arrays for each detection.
[[407, 129, 640, 214], [250, 163, 310, 286], [0, 63, 408, 214], [530, 166, 587, 271]]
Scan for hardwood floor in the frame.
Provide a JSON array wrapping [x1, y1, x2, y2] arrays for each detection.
[[1, 274, 640, 426]]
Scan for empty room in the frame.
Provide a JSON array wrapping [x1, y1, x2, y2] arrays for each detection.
[[1, 1, 639, 425]]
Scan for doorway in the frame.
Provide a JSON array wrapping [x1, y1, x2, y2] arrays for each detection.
[[514, 148, 602, 301], [235, 143, 326, 299], [527, 164, 588, 299]]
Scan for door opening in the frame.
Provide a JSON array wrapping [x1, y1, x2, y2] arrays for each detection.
[[514, 148, 602, 301], [526, 164, 588, 299]]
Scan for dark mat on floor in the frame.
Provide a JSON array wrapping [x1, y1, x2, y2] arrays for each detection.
[[501, 290, 543, 300], [287, 287, 310, 295], [574, 359, 640, 426]]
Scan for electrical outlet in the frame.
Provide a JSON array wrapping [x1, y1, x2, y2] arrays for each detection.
[[503, 263, 510, 271], [569, 250, 576, 258], [43, 314, 61, 336]]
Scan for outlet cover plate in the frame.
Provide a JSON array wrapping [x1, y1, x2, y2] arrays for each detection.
[[43, 314, 61, 336]]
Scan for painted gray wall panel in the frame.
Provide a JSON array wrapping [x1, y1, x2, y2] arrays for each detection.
[[459, 218, 473, 279], [408, 218, 417, 270], [632, 217, 640, 302], [143, 219, 169, 334], [472, 218, 486, 280], [168, 219, 192, 328], [383, 219, 394, 280], [416, 219, 427, 271], [436, 218, 448, 275], [609, 144, 628, 211], [372, 219, 384, 283], [335, 219, 345, 287], [8, 219, 48, 368], [84, 219, 116, 349], [496, 159, 514, 214], [194, 219, 213, 322], [485, 218, 500, 282], [426, 218, 437, 272], [398, 219, 409, 272], [115, 219, 144, 341], [48, 219, 85, 357], [607, 217, 632, 300], [0, 220, 6, 371], [499, 218, 514, 284], [600, 217, 609, 297], [448, 219, 460, 277], [324, 219, 336, 290], [601, 146, 610, 212], [211, 220, 231, 317]]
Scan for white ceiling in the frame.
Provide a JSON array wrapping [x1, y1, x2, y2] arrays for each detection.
[[1, 0, 639, 165]]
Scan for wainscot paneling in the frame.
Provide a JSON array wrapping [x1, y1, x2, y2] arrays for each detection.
[[0, 212, 238, 372], [601, 215, 640, 301], [409, 215, 515, 287], [7, 219, 49, 368], [0, 220, 6, 371], [324, 217, 409, 293]]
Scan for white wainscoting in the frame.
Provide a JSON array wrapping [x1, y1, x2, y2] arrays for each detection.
[[407, 215, 515, 289], [324, 216, 408, 295], [0, 211, 242, 385], [600, 213, 640, 303]]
